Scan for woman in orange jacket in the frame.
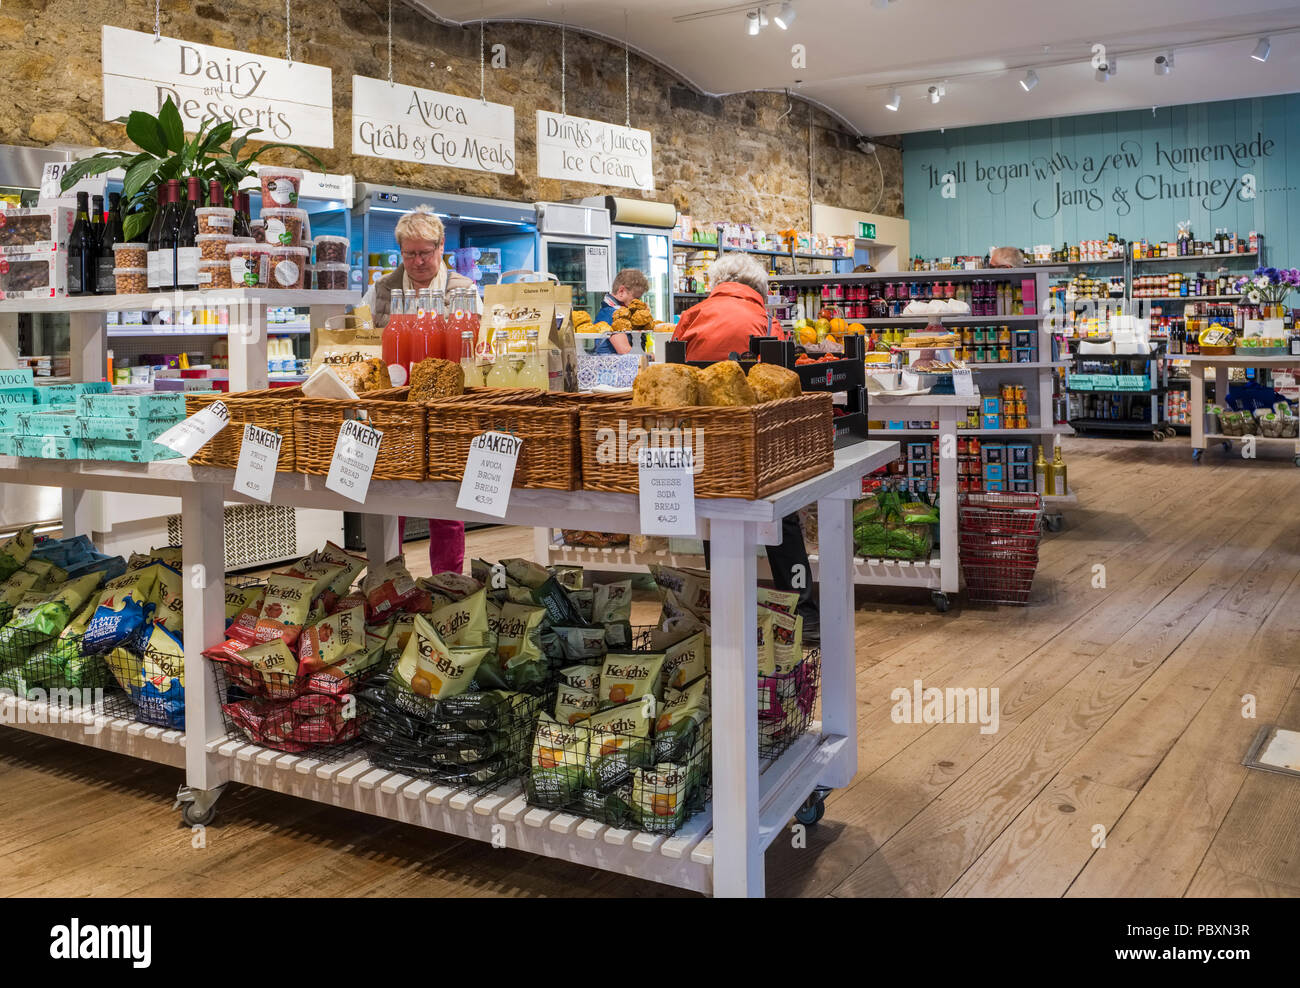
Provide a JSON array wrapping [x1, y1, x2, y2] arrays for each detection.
[[671, 252, 786, 361]]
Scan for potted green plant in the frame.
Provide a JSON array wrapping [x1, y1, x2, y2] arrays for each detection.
[[59, 97, 324, 241]]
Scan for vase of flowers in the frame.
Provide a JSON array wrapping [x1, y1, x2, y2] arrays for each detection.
[[1233, 267, 1300, 318]]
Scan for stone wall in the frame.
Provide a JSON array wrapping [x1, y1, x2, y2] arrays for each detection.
[[0, 0, 903, 229]]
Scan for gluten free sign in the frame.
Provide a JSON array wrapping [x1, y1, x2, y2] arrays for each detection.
[[456, 431, 522, 517]]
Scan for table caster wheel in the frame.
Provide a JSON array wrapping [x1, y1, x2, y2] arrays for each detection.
[[1152, 430, 1165, 442], [1222, 441, 1232, 453], [181, 802, 216, 827], [1192, 448, 1202, 462], [795, 790, 827, 826], [1165, 427, 1177, 438], [1044, 514, 1064, 532]]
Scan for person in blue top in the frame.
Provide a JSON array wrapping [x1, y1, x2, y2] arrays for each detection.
[[592, 268, 649, 354]]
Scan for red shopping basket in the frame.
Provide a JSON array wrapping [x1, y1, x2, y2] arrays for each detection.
[[959, 492, 1045, 605]]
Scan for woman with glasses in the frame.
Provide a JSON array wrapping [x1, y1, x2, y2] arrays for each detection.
[[360, 205, 481, 325], [360, 205, 481, 575]]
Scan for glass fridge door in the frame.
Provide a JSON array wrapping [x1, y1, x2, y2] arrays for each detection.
[[614, 228, 670, 323], [543, 238, 604, 316]]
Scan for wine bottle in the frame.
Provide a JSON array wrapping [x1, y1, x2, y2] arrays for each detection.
[[208, 180, 225, 209], [97, 191, 123, 294], [147, 183, 170, 290], [66, 191, 96, 296], [176, 176, 202, 290], [159, 178, 183, 290], [232, 192, 251, 239]]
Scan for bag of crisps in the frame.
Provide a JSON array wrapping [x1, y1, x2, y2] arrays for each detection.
[[363, 555, 428, 621], [528, 713, 587, 805], [83, 568, 158, 653], [660, 631, 708, 692], [297, 603, 365, 675], [653, 676, 709, 762], [554, 684, 600, 725], [598, 652, 667, 709], [389, 614, 484, 712], [315, 541, 368, 596], [0, 526, 36, 580], [430, 587, 489, 647], [423, 571, 484, 601], [251, 572, 316, 646], [226, 586, 266, 643], [630, 763, 694, 833], [584, 702, 653, 792], [152, 562, 184, 636]]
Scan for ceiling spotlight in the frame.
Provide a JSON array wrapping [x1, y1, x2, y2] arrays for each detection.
[[774, 1, 796, 29], [1251, 36, 1271, 62], [1154, 51, 1173, 75], [884, 88, 901, 111], [871, 0, 895, 8], [1095, 56, 1114, 82], [1020, 69, 1039, 92], [759, 8, 769, 27], [928, 84, 943, 104], [747, 10, 760, 35], [856, 138, 877, 154]]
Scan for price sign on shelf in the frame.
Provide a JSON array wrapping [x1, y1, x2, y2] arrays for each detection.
[[325, 419, 383, 503], [233, 424, 282, 503], [457, 431, 522, 518], [154, 401, 229, 458], [638, 446, 697, 536], [37, 161, 106, 207]]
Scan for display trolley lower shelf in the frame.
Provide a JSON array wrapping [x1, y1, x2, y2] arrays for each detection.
[[0, 693, 187, 768], [203, 726, 844, 895]]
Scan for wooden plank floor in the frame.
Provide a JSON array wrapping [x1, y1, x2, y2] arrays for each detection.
[[3, 436, 1300, 897]]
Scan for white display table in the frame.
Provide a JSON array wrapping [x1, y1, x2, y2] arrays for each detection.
[[1185, 353, 1300, 465], [0, 439, 898, 898]]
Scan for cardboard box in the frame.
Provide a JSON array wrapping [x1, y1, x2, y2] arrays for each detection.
[[0, 388, 36, 408], [1010, 463, 1032, 482], [981, 443, 1006, 464], [76, 392, 187, 419], [983, 463, 1004, 482], [981, 397, 1000, 415], [80, 438, 184, 463], [984, 480, 1005, 492], [79, 415, 183, 441], [1011, 480, 1034, 493], [981, 413, 1000, 429], [1007, 443, 1033, 463], [0, 369, 34, 389]]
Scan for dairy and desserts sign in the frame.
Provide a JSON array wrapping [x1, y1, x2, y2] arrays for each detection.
[[352, 76, 515, 174], [101, 26, 335, 149], [536, 111, 654, 191]]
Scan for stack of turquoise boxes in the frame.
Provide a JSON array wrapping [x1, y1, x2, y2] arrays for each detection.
[[0, 368, 191, 461]]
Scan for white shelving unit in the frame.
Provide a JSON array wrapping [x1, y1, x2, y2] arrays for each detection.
[[0, 440, 899, 898], [0, 290, 358, 563]]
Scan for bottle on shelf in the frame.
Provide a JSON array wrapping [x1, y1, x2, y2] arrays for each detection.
[[233, 192, 252, 239], [208, 180, 225, 208], [382, 288, 409, 386], [485, 329, 516, 388], [66, 191, 97, 296], [516, 328, 550, 390], [96, 191, 123, 295], [1034, 445, 1048, 496], [460, 330, 483, 388], [1049, 442, 1068, 496], [176, 175, 202, 291], [408, 290, 431, 364], [147, 182, 170, 290], [424, 290, 445, 361], [155, 178, 183, 290]]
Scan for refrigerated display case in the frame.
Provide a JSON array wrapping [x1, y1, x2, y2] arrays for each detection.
[[582, 196, 677, 324], [353, 184, 538, 297], [537, 201, 612, 316]]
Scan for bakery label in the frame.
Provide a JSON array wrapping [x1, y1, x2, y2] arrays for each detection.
[[637, 446, 696, 537], [536, 110, 654, 191], [325, 419, 383, 503], [352, 75, 515, 174], [456, 430, 522, 518], [154, 400, 229, 458], [233, 423, 282, 502], [101, 26, 335, 148], [952, 367, 976, 397]]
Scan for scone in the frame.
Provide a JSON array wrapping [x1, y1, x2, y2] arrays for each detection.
[[747, 362, 802, 402], [408, 358, 466, 401], [697, 361, 758, 406], [611, 317, 634, 334], [573, 310, 592, 327], [630, 308, 653, 328], [335, 357, 392, 393], [631, 363, 699, 406], [613, 306, 631, 321]]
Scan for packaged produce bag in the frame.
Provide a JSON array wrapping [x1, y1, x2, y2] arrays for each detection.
[[308, 321, 385, 375]]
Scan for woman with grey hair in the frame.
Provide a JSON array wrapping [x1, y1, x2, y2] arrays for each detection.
[[670, 251, 781, 361]]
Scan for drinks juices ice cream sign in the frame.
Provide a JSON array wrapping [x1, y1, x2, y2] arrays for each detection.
[[352, 75, 516, 174], [101, 26, 334, 148], [536, 110, 654, 191]]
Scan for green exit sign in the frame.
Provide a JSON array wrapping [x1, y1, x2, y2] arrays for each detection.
[[858, 222, 877, 240]]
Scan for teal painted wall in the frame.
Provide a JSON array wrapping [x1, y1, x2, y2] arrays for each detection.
[[902, 96, 1299, 264]]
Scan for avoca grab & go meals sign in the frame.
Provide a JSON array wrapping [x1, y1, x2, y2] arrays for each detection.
[[101, 26, 335, 149]]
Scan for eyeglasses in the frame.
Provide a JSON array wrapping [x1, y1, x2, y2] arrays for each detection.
[[401, 249, 440, 261]]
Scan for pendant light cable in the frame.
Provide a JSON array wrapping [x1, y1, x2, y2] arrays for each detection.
[[480, 0, 486, 102], [624, 9, 631, 128], [561, 6, 567, 116], [285, 0, 293, 64], [387, 0, 394, 84], [154, 0, 161, 40]]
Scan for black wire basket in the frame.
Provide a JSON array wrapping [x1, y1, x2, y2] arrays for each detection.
[[208, 649, 385, 755], [100, 641, 187, 729], [0, 623, 139, 722], [758, 645, 822, 763], [359, 685, 548, 796]]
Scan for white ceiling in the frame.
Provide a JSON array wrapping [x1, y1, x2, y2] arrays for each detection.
[[416, 0, 1300, 137]]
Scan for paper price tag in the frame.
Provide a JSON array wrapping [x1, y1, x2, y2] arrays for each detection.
[[901, 369, 922, 391], [456, 431, 522, 518], [585, 245, 611, 294], [638, 446, 697, 536], [325, 419, 383, 503], [233, 423, 282, 503], [38, 161, 107, 206], [952, 366, 975, 397], [154, 401, 230, 458]]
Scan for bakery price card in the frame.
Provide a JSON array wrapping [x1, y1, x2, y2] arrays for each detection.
[[233, 423, 282, 503], [638, 446, 697, 536], [457, 431, 522, 518], [325, 419, 383, 503], [155, 400, 229, 458]]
